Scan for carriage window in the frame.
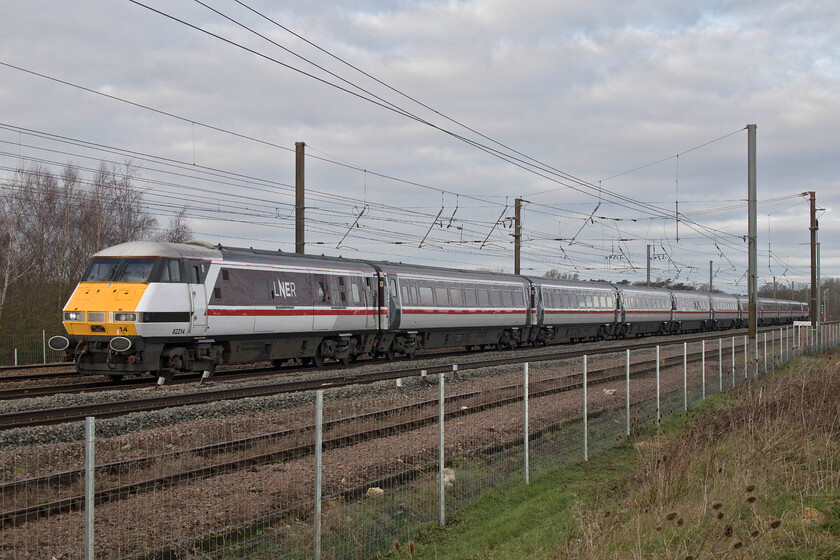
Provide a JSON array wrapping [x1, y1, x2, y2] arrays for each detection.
[[478, 290, 490, 307], [410, 286, 418, 305], [450, 288, 463, 306], [435, 287, 449, 306], [401, 285, 409, 303], [513, 290, 524, 307], [490, 290, 502, 307], [465, 289, 477, 307], [317, 281, 327, 302], [419, 286, 434, 305], [352, 283, 361, 304], [501, 291, 513, 307], [561, 294, 570, 308]]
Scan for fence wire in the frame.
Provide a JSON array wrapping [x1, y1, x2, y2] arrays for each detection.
[[0, 326, 831, 559]]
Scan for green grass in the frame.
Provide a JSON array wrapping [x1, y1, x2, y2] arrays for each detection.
[[386, 354, 840, 560]]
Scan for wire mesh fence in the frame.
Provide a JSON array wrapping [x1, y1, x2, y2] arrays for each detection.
[[0, 325, 833, 559], [0, 332, 64, 366]]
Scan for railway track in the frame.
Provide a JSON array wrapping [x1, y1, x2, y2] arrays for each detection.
[[0, 327, 769, 405], [0, 329, 762, 430], [0, 328, 772, 430], [1, 349, 707, 528]]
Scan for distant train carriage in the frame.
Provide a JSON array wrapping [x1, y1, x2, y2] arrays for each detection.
[[671, 291, 712, 332], [710, 293, 740, 330], [527, 278, 618, 343], [378, 263, 530, 356], [758, 297, 781, 326], [615, 286, 673, 336]]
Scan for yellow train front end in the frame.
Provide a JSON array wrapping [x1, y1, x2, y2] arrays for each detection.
[[62, 282, 147, 338], [49, 251, 174, 380]]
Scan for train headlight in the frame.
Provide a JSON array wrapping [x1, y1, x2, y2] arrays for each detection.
[[64, 311, 85, 321], [113, 312, 137, 322]]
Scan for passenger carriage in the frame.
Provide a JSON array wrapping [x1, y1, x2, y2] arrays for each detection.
[[378, 263, 530, 356], [527, 278, 618, 343], [710, 293, 740, 330], [615, 286, 673, 336], [671, 291, 712, 333]]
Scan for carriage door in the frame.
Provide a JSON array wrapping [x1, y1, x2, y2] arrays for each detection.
[[187, 260, 208, 333], [364, 276, 376, 329], [617, 293, 626, 324], [387, 275, 402, 330], [533, 286, 544, 325]]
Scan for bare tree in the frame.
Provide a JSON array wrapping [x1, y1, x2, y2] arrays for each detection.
[[159, 206, 193, 243], [0, 170, 34, 324], [0, 161, 158, 333]]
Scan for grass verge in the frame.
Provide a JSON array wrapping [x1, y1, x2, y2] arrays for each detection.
[[387, 352, 840, 560]]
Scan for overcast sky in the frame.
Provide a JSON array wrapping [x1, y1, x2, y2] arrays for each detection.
[[1, 0, 837, 293]]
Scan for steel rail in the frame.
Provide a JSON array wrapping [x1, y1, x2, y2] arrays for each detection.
[[0, 329, 757, 430], [0, 350, 716, 527]]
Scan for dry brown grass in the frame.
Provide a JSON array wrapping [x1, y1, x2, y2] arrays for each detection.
[[558, 352, 840, 559]]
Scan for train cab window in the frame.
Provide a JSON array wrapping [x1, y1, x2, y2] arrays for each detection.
[[83, 258, 121, 282], [450, 288, 464, 307], [465, 289, 477, 307], [122, 260, 155, 283], [160, 260, 182, 282]]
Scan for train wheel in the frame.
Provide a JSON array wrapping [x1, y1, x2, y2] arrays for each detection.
[[405, 347, 416, 360], [107, 374, 124, 383], [340, 354, 351, 366], [312, 350, 326, 368], [385, 347, 397, 361], [271, 359, 284, 369], [465, 345, 473, 352]]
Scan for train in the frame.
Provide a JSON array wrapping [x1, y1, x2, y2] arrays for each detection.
[[48, 241, 809, 382]]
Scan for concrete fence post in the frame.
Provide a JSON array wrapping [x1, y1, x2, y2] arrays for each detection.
[[314, 390, 323, 560], [439, 367, 446, 527], [583, 355, 588, 461], [523, 362, 529, 485], [656, 346, 660, 427], [625, 349, 631, 436], [85, 417, 95, 560]]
